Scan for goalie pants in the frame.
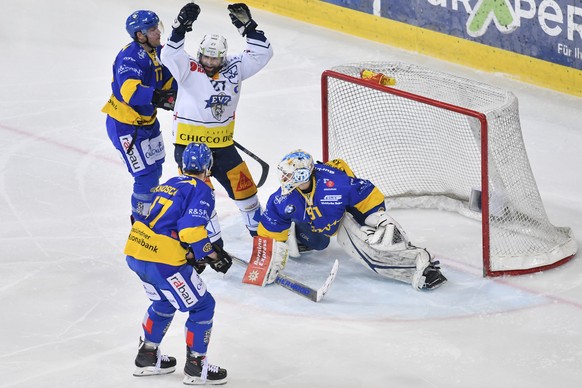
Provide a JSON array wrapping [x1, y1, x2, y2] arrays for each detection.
[[294, 207, 369, 251], [295, 222, 331, 250], [126, 256, 216, 355]]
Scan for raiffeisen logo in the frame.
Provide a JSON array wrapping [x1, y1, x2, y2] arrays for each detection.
[[428, 0, 582, 42], [466, 0, 518, 37]]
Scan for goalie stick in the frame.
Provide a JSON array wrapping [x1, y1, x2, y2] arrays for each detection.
[[233, 140, 269, 188], [231, 255, 339, 302]]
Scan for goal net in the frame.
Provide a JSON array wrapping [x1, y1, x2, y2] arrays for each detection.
[[321, 62, 577, 276]]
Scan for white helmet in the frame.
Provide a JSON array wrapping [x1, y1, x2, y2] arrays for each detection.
[[277, 150, 314, 195], [198, 34, 227, 63]]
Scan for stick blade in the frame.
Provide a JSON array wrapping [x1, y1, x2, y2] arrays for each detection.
[[316, 259, 339, 302]]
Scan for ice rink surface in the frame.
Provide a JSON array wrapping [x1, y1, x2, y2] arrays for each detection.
[[1, 0, 582, 387]]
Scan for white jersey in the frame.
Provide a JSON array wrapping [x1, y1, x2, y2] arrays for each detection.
[[161, 34, 273, 147]]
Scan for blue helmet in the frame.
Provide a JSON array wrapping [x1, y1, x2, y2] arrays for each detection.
[[126, 10, 160, 39], [183, 143, 213, 175]]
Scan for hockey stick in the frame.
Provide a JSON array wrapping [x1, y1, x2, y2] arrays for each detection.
[[233, 140, 269, 188], [231, 255, 339, 302]]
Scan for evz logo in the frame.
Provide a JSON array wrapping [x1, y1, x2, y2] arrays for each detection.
[[204, 93, 231, 120]]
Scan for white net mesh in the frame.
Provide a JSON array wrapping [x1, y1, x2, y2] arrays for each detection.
[[323, 62, 576, 275]]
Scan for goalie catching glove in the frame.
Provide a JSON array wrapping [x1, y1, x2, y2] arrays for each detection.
[[242, 236, 288, 287], [362, 210, 408, 250], [227, 3, 258, 36]]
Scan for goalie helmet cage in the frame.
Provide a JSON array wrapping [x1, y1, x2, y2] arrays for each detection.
[[321, 62, 577, 277]]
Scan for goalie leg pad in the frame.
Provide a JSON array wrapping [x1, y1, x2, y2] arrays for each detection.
[[337, 213, 437, 289], [243, 236, 288, 286], [287, 222, 300, 258]]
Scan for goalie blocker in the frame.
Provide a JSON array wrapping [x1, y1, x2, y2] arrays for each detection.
[[337, 212, 447, 290]]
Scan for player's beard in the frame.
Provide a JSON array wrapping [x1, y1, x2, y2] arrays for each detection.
[[203, 65, 220, 77]]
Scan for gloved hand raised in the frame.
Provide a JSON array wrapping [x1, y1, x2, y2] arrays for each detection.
[[227, 3, 257, 36], [173, 2, 201, 34], [151, 89, 176, 110]]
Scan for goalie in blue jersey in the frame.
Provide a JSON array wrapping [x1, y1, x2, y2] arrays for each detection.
[[124, 142, 228, 385], [257, 150, 447, 291]]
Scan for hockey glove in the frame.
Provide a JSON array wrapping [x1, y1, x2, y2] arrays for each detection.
[[227, 3, 257, 36], [207, 243, 233, 274], [152, 89, 176, 110], [173, 2, 201, 34], [363, 211, 408, 250], [185, 248, 206, 274]]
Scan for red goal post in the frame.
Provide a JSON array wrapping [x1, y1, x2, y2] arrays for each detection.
[[321, 63, 577, 277]]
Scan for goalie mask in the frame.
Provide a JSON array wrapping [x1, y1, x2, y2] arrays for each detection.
[[182, 142, 213, 176], [198, 34, 228, 77], [277, 150, 314, 195]]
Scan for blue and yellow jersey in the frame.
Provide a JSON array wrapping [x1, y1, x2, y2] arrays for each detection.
[[124, 175, 215, 266], [102, 41, 175, 126], [258, 160, 385, 242]]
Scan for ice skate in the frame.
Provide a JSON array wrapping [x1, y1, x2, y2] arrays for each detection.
[[133, 338, 177, 377], [183, 352, 227, 385], [421, 260, 447, 290]]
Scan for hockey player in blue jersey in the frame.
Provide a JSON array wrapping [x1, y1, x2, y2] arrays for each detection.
[[257, 150, 447, 291], [161, 2, 273, 238], [124, 142, 229, 385], [102, 10, 177, 221]]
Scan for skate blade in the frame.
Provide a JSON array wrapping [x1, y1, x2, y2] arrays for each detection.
[[133, 366, 176, 376], [426, 276, 448, 290], [183, 374, 227, 385]]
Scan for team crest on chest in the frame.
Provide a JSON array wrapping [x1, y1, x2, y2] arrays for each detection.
[[205, 93, 231, 120]]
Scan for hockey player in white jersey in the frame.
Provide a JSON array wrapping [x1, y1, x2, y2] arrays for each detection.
[[161, 2, 273, 238]]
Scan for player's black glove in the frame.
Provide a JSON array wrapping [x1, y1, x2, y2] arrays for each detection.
[[185, 248, 206, 274], [173, 2, 201, 34], [152, 89, 176, 110], [207, 243, 233, 274], [227, 3, 257, 37]]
